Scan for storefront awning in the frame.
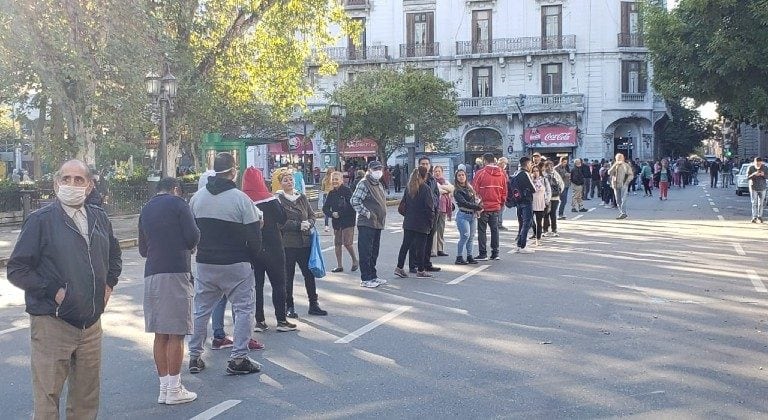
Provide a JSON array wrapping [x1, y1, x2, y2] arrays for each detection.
[[524, 126, 577, 148]]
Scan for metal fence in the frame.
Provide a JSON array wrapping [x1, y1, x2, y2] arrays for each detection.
[[0, 188, 22, 212], [103, 183, 152, 216]]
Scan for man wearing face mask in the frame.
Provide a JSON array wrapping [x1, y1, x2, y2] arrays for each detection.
[[350, 160, 388, 288], [7, 159, 122, 420], [187, 152, 264, 376]]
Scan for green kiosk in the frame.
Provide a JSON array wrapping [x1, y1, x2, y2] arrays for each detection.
[[200, 132, 279, 181]]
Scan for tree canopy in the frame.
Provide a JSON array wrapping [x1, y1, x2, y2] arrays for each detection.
[[645, 0, 768, 125], [657, 99, 717, 157], [312, 69, 459, 161], [0, 0, 355, 172]]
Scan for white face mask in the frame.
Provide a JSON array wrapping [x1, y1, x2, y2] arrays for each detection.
[[57, 185, 88, 207], [370, 170, 383, 180]]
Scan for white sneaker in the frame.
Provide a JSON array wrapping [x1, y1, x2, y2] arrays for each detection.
[[374, 278, 388, 285], [518, 247, 535, 254], [551, 232, 560, 237], [360, 280, 380, 288], [542, 232, 552, 237], [324, 226, 330, 232], [157, 385, 167, 404], [165, 385, 197, 405]]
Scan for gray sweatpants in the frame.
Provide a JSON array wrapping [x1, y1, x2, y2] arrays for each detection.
[[189, 262, 255, 360]]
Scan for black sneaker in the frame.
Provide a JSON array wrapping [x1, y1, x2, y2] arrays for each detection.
[[409, 267, 418, 273], [286, 306, 298, 319], [558, 216, 566, 220], [455, 256, 468, 265], [253, 321, 269, 333], [579, 208, 588, 212], [276, 320, 297, 332], [425, 266, 441, 272], [466, 256, 478, 264], [475, 255, 489, 261], [571, 208, 578, 213], [226, 357, 262, 375], [490, 254, 500, 261], [189, 357, 205, 374]]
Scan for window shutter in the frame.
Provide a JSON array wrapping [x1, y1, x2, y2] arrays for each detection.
[[554, 64, 562, 94], [487, 67, 493, 97], [621, 2, 630, 34], [406, 13, 414, 46], [541, 64, 548, 94], [640, 62, 648, 93], [487, 11, 493, 52], [621, 61, 629, 93], [427, 12, 435, 47]]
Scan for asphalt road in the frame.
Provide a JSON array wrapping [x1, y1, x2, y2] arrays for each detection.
[[1, 180, 767, 419]]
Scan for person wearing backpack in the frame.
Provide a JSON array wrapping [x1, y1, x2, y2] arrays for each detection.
[[509, 156, 536, 254]]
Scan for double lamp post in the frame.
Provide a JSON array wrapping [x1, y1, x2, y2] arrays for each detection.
[[145, 66, 178, 178]]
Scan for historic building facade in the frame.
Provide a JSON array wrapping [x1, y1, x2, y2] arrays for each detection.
[[304, 0, 669, 167]]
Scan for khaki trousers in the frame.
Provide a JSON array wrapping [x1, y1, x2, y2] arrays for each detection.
[[432, 213, 447, 254], [571, 185, 584, 210], [31, 315, 102, 420]]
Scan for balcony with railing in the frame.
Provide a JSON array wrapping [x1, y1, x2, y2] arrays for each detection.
[[618, 33, 645, 48], [457, 97, 510, 116], [324, 45, 389, 62], [621, 92, 646, 102], [521, 94, 585, 114], [400, 42, 440, 58], [343, 0, 369, 10], [455, 35, 576, 56]]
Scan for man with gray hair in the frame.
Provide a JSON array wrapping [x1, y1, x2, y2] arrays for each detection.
[[188, 152, 263, 375], [8, 159, 122, 419]]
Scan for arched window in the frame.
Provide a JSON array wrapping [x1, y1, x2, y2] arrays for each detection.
[[465, 128, 502, 153]]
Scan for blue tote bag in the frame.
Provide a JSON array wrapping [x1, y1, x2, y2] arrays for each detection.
[[308, 227, 326, 278]]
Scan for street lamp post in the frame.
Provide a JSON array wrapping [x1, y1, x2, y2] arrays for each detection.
[[329, 104, 346, 170], [145, 65, 178, 177]]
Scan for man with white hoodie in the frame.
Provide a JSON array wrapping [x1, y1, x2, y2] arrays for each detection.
[[473, 153, 507, 261]]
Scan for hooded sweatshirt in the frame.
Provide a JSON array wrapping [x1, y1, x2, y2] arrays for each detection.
[[473, 164, 508, 212], [242, 167, 287, 253], [190, 176, 262, 265]]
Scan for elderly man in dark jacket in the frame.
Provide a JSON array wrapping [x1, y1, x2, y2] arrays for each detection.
[[7, 159, 122, 420]]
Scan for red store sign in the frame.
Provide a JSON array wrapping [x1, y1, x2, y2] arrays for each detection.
[[524, 126, 577, 148]]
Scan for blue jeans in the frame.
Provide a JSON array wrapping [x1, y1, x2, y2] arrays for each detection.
[[751, 189, 766, 219], [516, 203, 533, 249], [357, 226, 382, 281], [211, 296, 230, 339], [455, 211, 476, 258]]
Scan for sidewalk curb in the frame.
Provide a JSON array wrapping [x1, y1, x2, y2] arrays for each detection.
[[0, 201, 400, 268]]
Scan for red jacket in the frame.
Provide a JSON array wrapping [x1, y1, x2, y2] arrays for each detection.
[[473, 164, 507, 212]]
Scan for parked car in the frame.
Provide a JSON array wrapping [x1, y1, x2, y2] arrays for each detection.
[[735, 163, 751, 196]]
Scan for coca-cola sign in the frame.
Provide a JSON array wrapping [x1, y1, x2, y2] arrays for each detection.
[[524, 126, 577, 147]]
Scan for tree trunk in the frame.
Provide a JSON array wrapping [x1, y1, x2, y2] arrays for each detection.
[[32, 100, 46, 178], [166, 140, 180, 177]]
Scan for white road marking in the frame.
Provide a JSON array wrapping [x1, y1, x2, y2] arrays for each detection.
[[587, 207, 596, 212], [391, 229, 403, 234], [447, 264, 490, 285], [189, 400, 242, 420], [747, 270, 767, 293], [733, 243, 746, 256], [717, 215, 725, 222], [712, 208, 720, 213], [571, 215, 584, 220], [335, 306, 411, 344], [0, 324, 28, 335]]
